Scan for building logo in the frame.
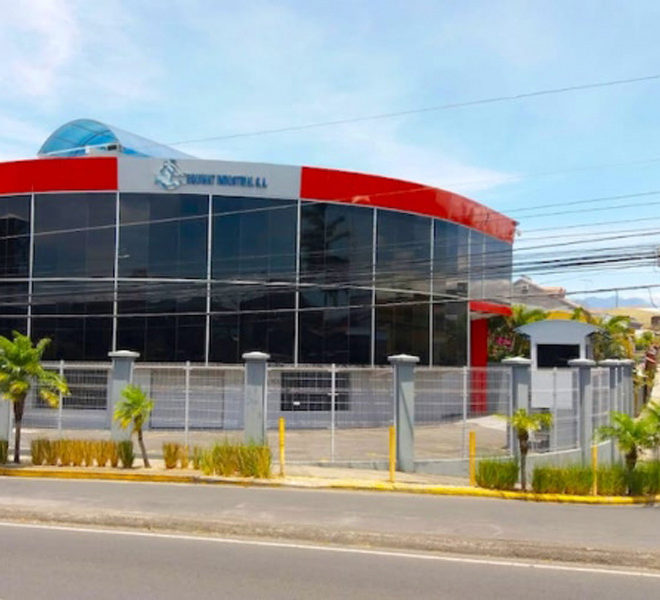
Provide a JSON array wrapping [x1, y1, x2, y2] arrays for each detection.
[[155, 159, 186, 190], [155, 160, 268, 191]]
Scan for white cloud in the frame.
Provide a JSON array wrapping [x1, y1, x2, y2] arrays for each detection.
[[0, 0, 79, 97]]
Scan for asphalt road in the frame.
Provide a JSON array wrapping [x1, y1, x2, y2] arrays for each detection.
[[0, 522, 658, 600], [0, 477, 658, 553]]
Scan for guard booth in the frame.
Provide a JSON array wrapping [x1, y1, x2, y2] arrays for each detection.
[[515, 319, 600, 450]]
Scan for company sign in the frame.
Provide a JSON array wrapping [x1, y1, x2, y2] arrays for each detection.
[[155, 160, 268, 191], [118, 157, 300, 199]]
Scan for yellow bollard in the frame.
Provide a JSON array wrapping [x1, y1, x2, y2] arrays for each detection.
[[389, 425, 396, 483], [469, 430, 476, 486], [279, 417, 286, 478], [591, 444, 598, 496]]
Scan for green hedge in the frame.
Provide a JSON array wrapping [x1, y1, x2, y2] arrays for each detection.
[[531, 462, 660, 496], [532, 466, 592, 495], [476, 459, 518, 490], [198, 441, 271, 479]]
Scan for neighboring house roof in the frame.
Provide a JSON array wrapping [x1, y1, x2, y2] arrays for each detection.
[[38, 118, 193, 159], [511, 276, 582, 311]]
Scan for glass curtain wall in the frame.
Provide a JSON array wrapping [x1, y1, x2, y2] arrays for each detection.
[[0, 190, 510, 365], [31, 193, 115, 360], [375, 210, 431, 364], [299, 202, 372, 363], [117, 193, 208, 361], [210, 196, 297, 363], [0, 195, 30, 338]]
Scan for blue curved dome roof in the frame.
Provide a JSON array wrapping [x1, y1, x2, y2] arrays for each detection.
[[38, 118, 193, 159]]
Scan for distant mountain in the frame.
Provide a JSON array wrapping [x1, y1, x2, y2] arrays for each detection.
[[575, 296, 651, 309]]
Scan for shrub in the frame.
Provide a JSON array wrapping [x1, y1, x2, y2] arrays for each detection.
[[0, 439, 8, 464], [82, 440, 95, 467], [597, 465, 628, 496], [109, 441, 119, 468], [31, 438, 49, 466], [58, 440, 73, 467], [476, 459, 518, 490], [44, 440, 58, 466], [237, 444, 271, 478], [70, 440, 84, 467], [163, 442, 181, 469], [179, 445, 190, 469], [192, 446, 203, 470], [532, 466, 567, 493], [95, 441, 109, 467], [118, 440, 134, 469], [197, 441, 272, 478], [628, 461, 660, 496], [562, 466, 593, 495]]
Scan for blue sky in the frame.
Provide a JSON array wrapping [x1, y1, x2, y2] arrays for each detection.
[[3, 0, 660, 304]]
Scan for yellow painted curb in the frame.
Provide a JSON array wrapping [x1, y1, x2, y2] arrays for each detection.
[[0, 467, 658, 505]]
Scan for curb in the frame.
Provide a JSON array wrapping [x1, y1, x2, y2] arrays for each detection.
[[1, 466, 658, 505]]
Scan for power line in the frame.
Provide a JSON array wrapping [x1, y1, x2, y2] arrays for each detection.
[[163, 74, 660, 147]]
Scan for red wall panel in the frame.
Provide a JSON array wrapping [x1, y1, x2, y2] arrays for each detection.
[[300, 166, 516, 243], [0, 157, 117, 195]]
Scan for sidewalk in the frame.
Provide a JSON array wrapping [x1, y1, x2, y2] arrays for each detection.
[[1, 459, 657, 505]]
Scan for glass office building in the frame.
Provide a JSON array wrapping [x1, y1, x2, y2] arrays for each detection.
[[0, 119, 515, 366]]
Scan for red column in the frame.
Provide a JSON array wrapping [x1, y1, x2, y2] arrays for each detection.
[[470, 318, 489, 414]]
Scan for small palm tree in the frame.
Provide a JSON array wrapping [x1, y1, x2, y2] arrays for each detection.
[[0, 332, 69, 463], [595, 412, 656, 473], [113, 384, 154, 468], [504, 408, 553, 491]]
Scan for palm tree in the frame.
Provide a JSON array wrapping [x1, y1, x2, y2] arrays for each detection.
[[0, 332, 69, 463], [113, 384, 154, 468], [571, 308, 634, 360], [504, 408, 553, 491], [595, 412, 656, 473], [488, 304, 548, 361]]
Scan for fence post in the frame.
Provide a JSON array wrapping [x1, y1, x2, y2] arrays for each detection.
[[568, 358, 595, 465], [600, 359, 622, 464], [0, 394, 11, 443], [619, 359, 635, 416], [469, 430, 477, 486], [388, 353, 419, 473], [242, 351, 270, 445], [461, 366, 468, 459], [107, 351, 140, 441], [330, 363, 336, 463], [501, 357, 531, 458], [57, 359, 65, 432], [184, 361, 191, 449]]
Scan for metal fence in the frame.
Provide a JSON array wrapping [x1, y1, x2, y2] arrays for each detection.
[[17, 360, 632, 470]]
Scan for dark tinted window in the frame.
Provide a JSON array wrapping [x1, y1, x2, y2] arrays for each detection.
[[433, 301, 467, 366], [209, 309, 294, 363], [32, 316, 112, 361], [119, 193, 207, 278], [280, 371, 350, 411], [434, 221, 469, 299], [483, 236, 512, 304], [118, 281, 207, 315], [0, 282, 28, 315], [33, 193, 115, 277], [32, 281, 113, 316], [0, 195, 30, 277], [212, 196, 296, 282], [377, 211, 431, 293], [537, 344, 580, 368], [375, 292, 429, 364], [117, 315, 206, 362], [300, 202, 372, 288], [299, 287, 371, 364]]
